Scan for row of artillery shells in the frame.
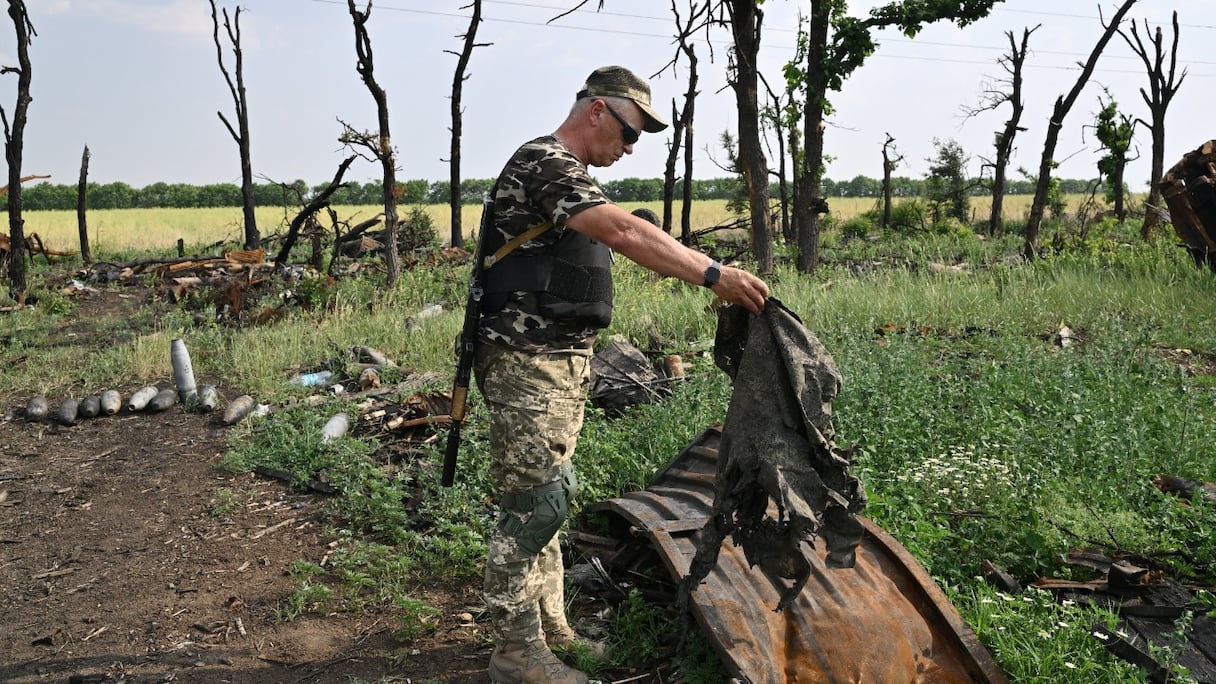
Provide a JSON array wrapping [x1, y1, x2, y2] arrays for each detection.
[[25, 384, 228, 426]]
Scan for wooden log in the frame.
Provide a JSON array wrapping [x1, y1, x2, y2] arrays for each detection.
[[1152, 474, 1216, 503]]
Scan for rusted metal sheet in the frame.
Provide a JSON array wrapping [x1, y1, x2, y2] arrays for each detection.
[[585, 426, 1008, 684]]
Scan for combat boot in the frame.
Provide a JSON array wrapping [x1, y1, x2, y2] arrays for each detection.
[[488, 640, 589, 684]]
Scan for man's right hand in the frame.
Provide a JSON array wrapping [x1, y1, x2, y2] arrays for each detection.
[[711, 266, 768, 315]]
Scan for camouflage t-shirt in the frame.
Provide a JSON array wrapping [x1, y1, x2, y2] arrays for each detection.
[[477, 135, 611, 352]]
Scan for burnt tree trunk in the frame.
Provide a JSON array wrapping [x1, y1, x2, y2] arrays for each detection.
[[1024, 0, 1136, 260], [880, 134, 901, 231], [794, 0, 829, 273], [446, 0, 487, 249], [724, 0, 772, 273], [660, 1, 706, 241], [2, 0, 33, 299], [989, 27, 1032, 237], [210, 1, 259, 251], [76, 145, 90, 264], [1121, 11, 1186, 240], [661, 98, 681, 237], [274, 155, 357, 269], [348, 0, 400, 287], [675, 20, 701, 244], [760, 72, 791, 244]]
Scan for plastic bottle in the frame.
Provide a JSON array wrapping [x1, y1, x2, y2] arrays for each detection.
[[170, 338, 198, 401], [320, 412, 350, 444], [290, 370, 334, 387]]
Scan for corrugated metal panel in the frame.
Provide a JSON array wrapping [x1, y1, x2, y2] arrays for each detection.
[[584, 425, 1008, 684]]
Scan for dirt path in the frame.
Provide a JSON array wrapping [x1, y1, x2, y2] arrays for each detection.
[[0, 286, 491, 683], [0, 403, 491, 683]]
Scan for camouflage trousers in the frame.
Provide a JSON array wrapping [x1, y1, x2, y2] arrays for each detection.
[[473, 342, 592, 646]]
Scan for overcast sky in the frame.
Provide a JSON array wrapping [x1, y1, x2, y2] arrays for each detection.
[[5, 0, 1213, 193]]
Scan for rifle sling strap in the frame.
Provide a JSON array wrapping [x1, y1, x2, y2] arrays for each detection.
[[482, 221, 553, 269]]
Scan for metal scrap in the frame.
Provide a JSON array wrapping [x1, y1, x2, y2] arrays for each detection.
[[580, 426, 1008, 684]]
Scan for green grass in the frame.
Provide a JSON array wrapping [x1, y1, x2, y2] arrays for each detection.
[[3, 209, 1214, 681]]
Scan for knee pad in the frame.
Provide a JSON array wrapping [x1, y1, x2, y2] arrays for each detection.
[[498, 468, 577, 555]]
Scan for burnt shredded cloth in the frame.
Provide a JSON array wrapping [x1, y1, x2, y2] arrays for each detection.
[[683, 298, 867, 611]]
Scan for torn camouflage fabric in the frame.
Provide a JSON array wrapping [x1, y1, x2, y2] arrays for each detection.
[[684, 298, 867, 612]]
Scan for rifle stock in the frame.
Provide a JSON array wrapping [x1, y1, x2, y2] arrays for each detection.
[[442, 194, 493, 487]]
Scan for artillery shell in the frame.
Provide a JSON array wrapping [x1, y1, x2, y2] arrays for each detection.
[[25, 395, 49, 421], [221, 395, 255, 425], [100, 389, 122, 415], [147, 388, 178, 412], [170, 338, 198, 401], [356, 346, 396, 366], [320, 412, 350, 444], [57, 398, 80, 426], [197, 385, 219, 413], [358, 366, 381, 390], [127, 385, 159, 412], [79, 395, 102, 419]]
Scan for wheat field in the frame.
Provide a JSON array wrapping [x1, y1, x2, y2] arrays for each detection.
[[15, 194, 1106, 255]]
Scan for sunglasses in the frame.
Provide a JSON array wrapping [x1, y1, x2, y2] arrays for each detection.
[[603, 102, 640, 145]]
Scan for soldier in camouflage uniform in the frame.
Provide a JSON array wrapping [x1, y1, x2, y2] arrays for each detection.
[[474, 65, 769, 684]]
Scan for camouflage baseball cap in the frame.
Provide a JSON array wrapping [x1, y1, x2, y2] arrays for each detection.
[[576, 65, 668, 133]]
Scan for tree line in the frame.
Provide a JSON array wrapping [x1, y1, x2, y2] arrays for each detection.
[[5, 176, 1103, 212]]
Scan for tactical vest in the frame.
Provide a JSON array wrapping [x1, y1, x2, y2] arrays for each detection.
[[480, 224, 614, 330]]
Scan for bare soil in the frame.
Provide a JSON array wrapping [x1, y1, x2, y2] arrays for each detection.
[[0, 284, 493, 683]]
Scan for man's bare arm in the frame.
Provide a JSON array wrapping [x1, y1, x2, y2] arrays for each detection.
[[567, 203, 768, 314]]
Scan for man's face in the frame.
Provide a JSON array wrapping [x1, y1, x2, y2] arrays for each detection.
[[587, 99, 643, 168]]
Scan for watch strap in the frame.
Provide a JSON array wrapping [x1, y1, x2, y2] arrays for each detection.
[[702, 260, 722, 288]]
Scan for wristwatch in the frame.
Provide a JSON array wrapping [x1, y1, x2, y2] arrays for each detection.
[[702, 259, 722, 288]]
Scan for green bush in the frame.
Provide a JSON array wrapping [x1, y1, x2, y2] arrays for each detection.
[[889, 199, 929, 233], [840, 215, 875, 240]]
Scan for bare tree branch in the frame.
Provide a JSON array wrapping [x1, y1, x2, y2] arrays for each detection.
[[346, 0, 400, 285], [445, 0, 490, 249], [1119, 10, 1187, 238]]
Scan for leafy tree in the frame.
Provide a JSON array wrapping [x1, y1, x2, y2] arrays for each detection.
[[91, 182, 134, 210], [399, 179, 430, 205], [838, 174, 881, 198], [784, 0, 1001, 272], [1023, 0, 1136, 259], [1092, 88, 1136, 221], [259, 180, 307, 208], [461, 178, 494, 204], [717, 130, 750, 221], [924, 138, 971, 223], [601, 177, 663, 202], [965, 25, 1036, 237]]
